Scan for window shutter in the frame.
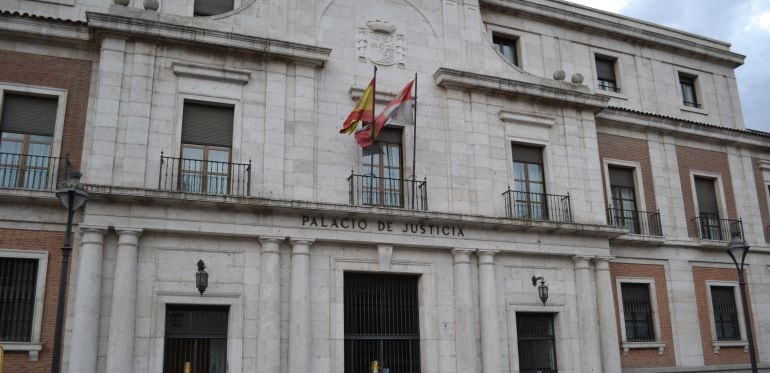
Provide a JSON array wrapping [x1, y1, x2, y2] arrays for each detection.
[[1, 94, 58, 136], [181, 102, 234, 147], [596, 57, 616, 81], [377, 126, 403, 144], [512, 144, 543, 164], [194, 0, 234, 16], [609, 167, 635, 188], [694, 177, 719, 215]]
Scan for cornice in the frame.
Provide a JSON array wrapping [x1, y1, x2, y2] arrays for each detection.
[[433, 67, 609, 111], [85, 10, 332, 67], [0, 9, 90, 42], [480, 0, 745, 68]]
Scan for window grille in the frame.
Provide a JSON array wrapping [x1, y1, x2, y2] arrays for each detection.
[[344, 272, 420, 373], [517, 313, 557, 373], [0, 257, 38, 342], [710, 286, 740, 341], [163, 305, 228, 373], [621, 283, 655, 342]]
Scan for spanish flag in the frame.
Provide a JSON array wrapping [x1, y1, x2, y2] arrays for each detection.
[[339, 78, 375, 135], [356, 79, 414, 148]]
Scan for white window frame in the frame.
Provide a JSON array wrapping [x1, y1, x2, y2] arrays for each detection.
[[689, 170, 730, 240], [0, 83, 67, 161], [485, 25, 526, 69], [705, 280, 749, 353], [506, 137, 551, 193], [590, 50, 627, 100], [174, 93, 241, 163], [676, 69, 706, 114], [603, 159, 647, 214], [0, 249, 49, 361], [615, 277, 666, 355]]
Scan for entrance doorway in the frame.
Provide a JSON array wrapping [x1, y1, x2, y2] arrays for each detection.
[[163, 304, 228, 373]]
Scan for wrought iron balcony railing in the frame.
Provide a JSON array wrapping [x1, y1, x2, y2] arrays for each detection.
[[158, 152, 251, 196], [348, 172, 427, 210], [692, 214, 742, 241], [0, 152, 70, 191], [607, 208, 663, 236], [502, 188, 572, 223]]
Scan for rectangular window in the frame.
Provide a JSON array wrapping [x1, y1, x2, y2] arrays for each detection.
[[517, 313, 557, 373], [595, 56, 618, 92], [163, 304, 228, 373], [180, 101, 234, 194], [361, 127, 403, 207], [694, 176, 722, 240], [493, 34, 519, 66], [608, 166, 639, 233], [710, 286, 740, 341], [0, 257, 39, 342], [679, 73, 700, 108], [194, 0, 234, 16], [0, 93, 56, 189], [621, 283, 655, 342], [511, 144, 546, 220], [344, 272, 420, 373]]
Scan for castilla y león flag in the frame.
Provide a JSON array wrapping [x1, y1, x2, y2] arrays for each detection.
[[355, 79, 415, 148], [339, 78, 375, 135]]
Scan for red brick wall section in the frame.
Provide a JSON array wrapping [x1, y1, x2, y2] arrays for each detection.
[[610, 263, 676, 368], [596, 133, 657, 212], [0, 229, 65, 372], [692, 266, 758, 366], [751, 157, 770, 243], [0, 50, 93, 171], [675, 145, 737, 238]]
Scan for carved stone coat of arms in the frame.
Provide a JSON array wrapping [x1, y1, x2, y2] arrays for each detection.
[[357, 20, 406, 68]]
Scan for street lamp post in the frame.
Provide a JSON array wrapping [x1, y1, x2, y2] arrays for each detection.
[[51, 172, 89, 373], [725, 231, 758, 373]]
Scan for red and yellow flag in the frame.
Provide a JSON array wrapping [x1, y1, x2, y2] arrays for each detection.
[[339, 78, 375, 135], [356, 79, 414, 148]]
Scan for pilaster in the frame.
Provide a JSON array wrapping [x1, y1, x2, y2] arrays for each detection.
[[573, 255, 601, 373], [288, 238, 314, 373], [477, 249, 500, 373], [452, 248, 479, 373], [255, 236, 284, 373], [594, 256, 622, 373]]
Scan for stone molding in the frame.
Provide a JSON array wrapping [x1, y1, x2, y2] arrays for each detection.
[[172, 62, 251, 85], [434, 67, 609, 111], [0, 11, 89, 42], [499, 110, 555, 128], [86, 10, 332, 67]]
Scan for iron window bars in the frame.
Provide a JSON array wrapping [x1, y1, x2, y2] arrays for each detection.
[[158, 151, 251, 196], [607, 208, 663, 236]]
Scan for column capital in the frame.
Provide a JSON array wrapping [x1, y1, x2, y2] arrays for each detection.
[[477, 249, 499, 265], [594, 256, 613, 270], [115, 228, 142, 246], [115, 227, 143, 236], [290, 239, 314, 256], [79, 226, 107, 245], [572, 255, 593, 269], [260, 236, 285, 252], [289, 238, 315, 246], [451, 248, 474, 264], [79, 225, 107, 234]]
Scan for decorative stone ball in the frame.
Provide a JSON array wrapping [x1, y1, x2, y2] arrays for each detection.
[[113, 0, 129, 6], [571, 73, 584, 84], [552, 70, 566, 81], [143, 0, 159, 11]]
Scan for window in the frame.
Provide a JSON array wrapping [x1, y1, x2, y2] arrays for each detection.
[[180, 101, 234, 194], [694, 176, 722, 240], [493, 34, 519, 66], [517, 313, 557, 373], [0, 93, 57, 189], [0, 257, 39, 342], [621, 283, 655, 342], [361, 127, 403, 207], [194, 0, 234, 16], [595, 55, 619, 93], [511, 144, 545, 220], [710, 286, 740, 341], [344, 272, 420, 373], [608, 166, 639, 233], [163, 305, 228, 373], [679, 73, 700, 108]]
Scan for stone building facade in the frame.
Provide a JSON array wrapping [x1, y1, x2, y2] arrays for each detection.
[[0, 0, 768, 372]]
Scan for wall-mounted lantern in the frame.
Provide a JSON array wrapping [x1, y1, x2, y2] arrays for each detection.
[[531, 276, 549, 305], [196, 260, 208, 296]]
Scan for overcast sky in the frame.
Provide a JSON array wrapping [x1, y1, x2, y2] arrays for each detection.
[[565, 0, 770, 132]]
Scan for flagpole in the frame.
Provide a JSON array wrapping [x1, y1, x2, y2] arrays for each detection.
[[370, 65, 377, 206], [411, 73, 417, 208]]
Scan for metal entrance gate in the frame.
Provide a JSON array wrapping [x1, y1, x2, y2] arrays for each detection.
[[344, 272, 420, 373], [163, 305, 228, 373]]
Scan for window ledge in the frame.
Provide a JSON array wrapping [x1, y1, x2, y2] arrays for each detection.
[[680, 105, 707, 115], [622, 341, 666, 355], [596, 89, 627, 100], [712, 340, 748, 353], [0, 342, 43, 361]]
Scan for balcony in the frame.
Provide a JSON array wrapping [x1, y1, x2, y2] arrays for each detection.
[[348, 172, 427, 210], [502, 188, 572, 223], [158, 152, 251, 196], [607, 208, 663, 236], [0, 152, 70, 191], [692, 214, 742, 241]]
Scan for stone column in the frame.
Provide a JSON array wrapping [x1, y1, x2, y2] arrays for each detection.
[[288, 239, 314, 373], [595, 256, 622, 373], [573, 255, 602, 373], [477, 250, 501, 373], [105, 228, 143, 373], [256, 236, 283, 373], [68, 226, 107, 373], [452, 248, 479, 373]]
